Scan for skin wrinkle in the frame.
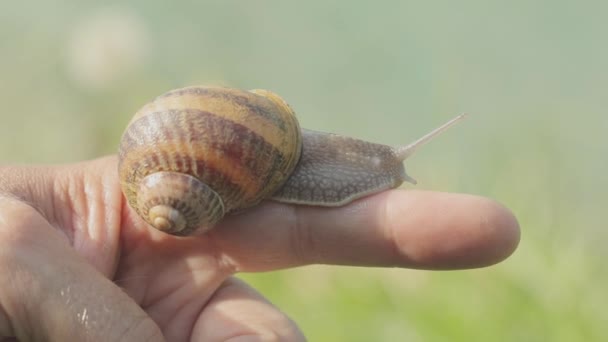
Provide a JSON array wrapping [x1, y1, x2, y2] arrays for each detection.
[[225, 334, 282, 342], [288, 205, 316, 266], [84, 171, 101, 242], [196, 278, 304, 342], [393, 191, 439, 267], [0, 168, 59, 241], [394, 193, 443, 268], [205, 235, 239, 277], [35, 171, 59, 233], [79, 171, 103, 273], [115, 203, 156, 304], [382, 192, 405, 268], [76, 165, 122, 277], [129, 261, 171, 308], [100, 170, 123, 278], [163, 290, 199, 339], [52, 171, 77, 244], [187, 289, 211, 342], [112, 314, 159, 342], [44, 170, 61, 232], [161, 280, 218, 340], [0, 222, 17, 339], [275, 204, 310, 269], [70, 169, 90, 254], [198, 277, 262, 340], [10, 267, 35, 341], [225, 330, 284, 341], [395, 195, 440, 269], [0, 300, 14, 337], [144, 280, 193, 332], [112, 229, 178, 294], [146, 271, 200, 316]]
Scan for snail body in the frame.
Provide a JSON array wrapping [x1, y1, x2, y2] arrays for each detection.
[[118, 86, 465, 235]]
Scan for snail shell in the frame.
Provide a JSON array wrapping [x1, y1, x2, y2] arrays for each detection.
[[119, 87, 302, 235], [118, 86, 466, 235]]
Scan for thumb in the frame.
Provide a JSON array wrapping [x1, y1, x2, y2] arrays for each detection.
[[0, 197, 163, 341]]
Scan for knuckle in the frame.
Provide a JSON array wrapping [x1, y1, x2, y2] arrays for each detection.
[[0, 196, 43, 250], [287, 206, 318, 266]]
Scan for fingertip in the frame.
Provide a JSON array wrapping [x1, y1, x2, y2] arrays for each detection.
[[475, 197, 521, 266], [385, 190, 520, 270], [442, 194, 521, 268]]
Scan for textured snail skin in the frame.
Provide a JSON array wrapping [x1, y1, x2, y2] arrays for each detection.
[[271, 129, 407, 206], [118, 86, 465, 236]]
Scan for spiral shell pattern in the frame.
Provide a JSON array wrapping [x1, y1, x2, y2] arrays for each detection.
[[118, 86, 302, 233]]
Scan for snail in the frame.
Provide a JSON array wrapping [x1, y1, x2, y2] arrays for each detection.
[[118, 86, 466, 236]]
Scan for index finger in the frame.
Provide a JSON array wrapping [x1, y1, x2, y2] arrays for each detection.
[[209, 190, 520, 272]]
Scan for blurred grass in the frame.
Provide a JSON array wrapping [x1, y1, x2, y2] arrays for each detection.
[[1, 1, 607, 341]]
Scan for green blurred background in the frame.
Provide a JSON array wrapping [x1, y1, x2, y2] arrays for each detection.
[[1, 1, 606, 341]]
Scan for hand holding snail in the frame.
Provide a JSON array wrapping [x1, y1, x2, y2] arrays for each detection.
[[118, 86, 466, 235]]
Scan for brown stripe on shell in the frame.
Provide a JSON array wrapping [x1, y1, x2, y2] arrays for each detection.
[[157, 86, 289, 131], [119, 108, 300, 213], [129, 87, 300, 151], [172, 109, 286, 182]]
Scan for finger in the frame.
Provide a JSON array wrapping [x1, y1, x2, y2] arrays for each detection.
[[0, 198, 163, 341], [0, 156, 124, 278], [210, 190, 520, 271], [191, 277, 305, 341]]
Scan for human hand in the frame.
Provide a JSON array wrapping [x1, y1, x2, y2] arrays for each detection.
[[0, 156, 519, 341]]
